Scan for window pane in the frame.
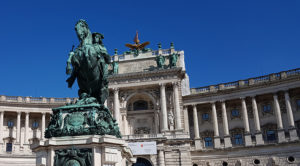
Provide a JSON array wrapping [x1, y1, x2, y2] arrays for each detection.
[[263, 104, 271, 113], [234, 134, 243, 145], [133, 100, 148, 111], [7, 121, 14, 127], [6, 143, 12, 152], [297, 100, 300, 111], [204, 137, 212, 147], [202, 113, 209, 120], [267, 130, 276, 141], [231, 109, 239, 117]]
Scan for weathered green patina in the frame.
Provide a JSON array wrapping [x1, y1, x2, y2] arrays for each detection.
[[169, 53, 179, 68], [156, 54, 165, 69], [45, 104, 121, 138], [54, 147, 92, 166], [45, 19, 121, 139]]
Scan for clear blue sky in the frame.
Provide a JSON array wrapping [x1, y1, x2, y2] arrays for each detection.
[[0, 0, 299, 98]]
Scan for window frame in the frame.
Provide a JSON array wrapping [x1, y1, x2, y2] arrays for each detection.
[[6, 142, 12, 152], [7, 120, 14, 128], [204, 137, 213, 147], [202, 113, 209, 121]]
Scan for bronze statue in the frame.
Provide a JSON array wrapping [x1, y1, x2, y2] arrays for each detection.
[[66, 20, 110, 104]]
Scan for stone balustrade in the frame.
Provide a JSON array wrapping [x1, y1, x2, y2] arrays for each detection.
[[112, 48, 175, 62], [191, 68, 300, 94], [0, 95, 77, 104]]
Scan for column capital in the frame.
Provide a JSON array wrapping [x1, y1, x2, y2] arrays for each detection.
[[17, 111, 21, 115], [172, 81, 180, 86], [210, 101, 216, 104], [284, 90, 290, 95], [25, 112, 30, 115], [219, 100, 225, 103], [159, 82, 166, 87], [113, 88, 119, 93], [273, 93, 279, 98], [41, 112, 46, 115], [240, 96, 246, 100]]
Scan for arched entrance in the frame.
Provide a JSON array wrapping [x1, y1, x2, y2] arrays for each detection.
[[132, 157, 153, 166]]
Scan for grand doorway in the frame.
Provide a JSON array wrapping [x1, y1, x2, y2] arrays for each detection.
[[132, 158, 153, 166]]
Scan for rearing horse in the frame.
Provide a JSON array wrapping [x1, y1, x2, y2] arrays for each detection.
[[66, 19, 106, 104]]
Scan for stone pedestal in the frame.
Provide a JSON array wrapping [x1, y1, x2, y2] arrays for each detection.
[[223, 135, 232, 148], [194, 138, 202, 150], [255, 132, 264, 145], [31, 135, 135, 166], [244, 133, 252, 147], [277, 129, 286, 143], [289, 128, 299, 141], [213, 136, 221, 149]]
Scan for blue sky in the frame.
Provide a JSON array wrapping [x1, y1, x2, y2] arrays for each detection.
[[0, 0, 299, 98]]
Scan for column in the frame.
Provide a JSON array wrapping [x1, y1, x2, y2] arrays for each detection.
[[273, 93, 285, 143], [284, 91, 298, 141], [251, 96, 264, 145], [193, 105, 200, 138], [113, 88, 121, 125], [41, 113, 46, 140], [24, 112, 29, 144], [154, 109, 159, 134], [221, 101, 232, 148], [241, 97, 252, 146], [0, 111, 4, 144], [160, 83, 168, 131], [211, 102, 220, 148], [193, 105, 202, 149], [16, 112, 21, 143], [158, 150, 165, 166], [183, 106, 190, 133], [173, 82, 182, 130]]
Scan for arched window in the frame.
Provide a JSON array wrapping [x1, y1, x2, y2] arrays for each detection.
[[132, 157, 152, 166], [133, 100, 148, 111]]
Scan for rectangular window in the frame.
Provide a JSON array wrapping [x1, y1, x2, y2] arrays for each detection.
[[202, 113, 209, 121], [231, 109, 240, 117], [6, 143, 12, 152], [266, 130, 276, 141], [234, 134, 243, 145], [204, 137, 213, 147], [263, 104, 271, 113], [296, 99, 300, 111]]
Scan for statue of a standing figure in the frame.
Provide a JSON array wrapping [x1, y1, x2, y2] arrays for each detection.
[[169, 53, 178, 68], [66, 19, 110, 104], [156, 54, 165, 69]]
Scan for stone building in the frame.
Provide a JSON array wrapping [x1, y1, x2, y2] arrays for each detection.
[[0, 44, 300, 166]]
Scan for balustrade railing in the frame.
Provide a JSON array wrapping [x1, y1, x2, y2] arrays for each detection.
[[0, 95, 77, 104], [191, 68, 300, 94]]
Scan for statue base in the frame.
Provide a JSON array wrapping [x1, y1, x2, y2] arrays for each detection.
[[31, 135, 136, 166], [45, 103, 121, 138]]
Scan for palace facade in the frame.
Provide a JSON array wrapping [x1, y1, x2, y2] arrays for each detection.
[[0, 45, 300, 166]]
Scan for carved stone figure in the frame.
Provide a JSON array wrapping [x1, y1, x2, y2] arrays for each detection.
[[66, 19, 109, 104], [169, 53, 178, 68], [156, 54, 165, 69], [168, 111, 174, 130]]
